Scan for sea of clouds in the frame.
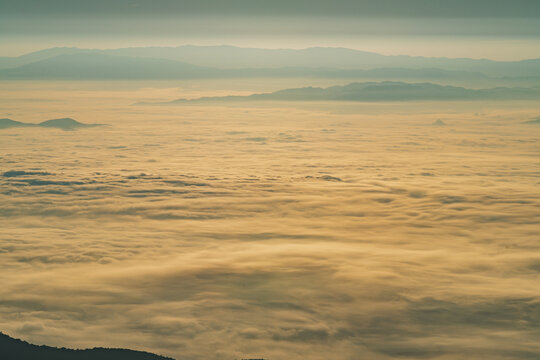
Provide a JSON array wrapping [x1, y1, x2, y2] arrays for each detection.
[[0, 85, 539, 359]]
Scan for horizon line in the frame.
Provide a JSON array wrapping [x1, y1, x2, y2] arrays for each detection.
[[4, 44, 540, 63]]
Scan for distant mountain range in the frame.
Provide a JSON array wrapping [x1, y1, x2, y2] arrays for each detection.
[[1, 46, 540, 81], [148, 82, 540, 104], [0, 332, 173, 360], [0, 54, 217, 80], [0, 118, 104, 130], [0, 53, 495, 81]]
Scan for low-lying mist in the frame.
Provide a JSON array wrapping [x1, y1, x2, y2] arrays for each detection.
[[1, 80, 539, 359]]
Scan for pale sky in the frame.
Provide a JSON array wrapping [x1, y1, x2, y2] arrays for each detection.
[[1, 0, 540, 59]]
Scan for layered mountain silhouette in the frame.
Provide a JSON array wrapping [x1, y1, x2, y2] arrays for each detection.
[[0, 118, 104, 130], [0, 53, 492, 82], [0, 332, 174, 360], [0, 53, 219, 80], [151, 82, 540, 104], [1, 46, 540, 80]]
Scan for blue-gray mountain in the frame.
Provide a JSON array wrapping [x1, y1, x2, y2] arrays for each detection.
[[1, 46, 539, 79], [156, 82, 540, 103], [523, 117, 540, 124], [0, 118, 104, 130]]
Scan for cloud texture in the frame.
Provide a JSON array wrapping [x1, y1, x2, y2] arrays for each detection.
[[0, 82, 539, 359]]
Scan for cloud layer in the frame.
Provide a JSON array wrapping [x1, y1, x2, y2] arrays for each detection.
[[0, 83, 539, 359]]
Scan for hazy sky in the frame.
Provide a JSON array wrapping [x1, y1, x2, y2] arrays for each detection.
[[1, 1, 540, 60], [3, 0, 540, 17]]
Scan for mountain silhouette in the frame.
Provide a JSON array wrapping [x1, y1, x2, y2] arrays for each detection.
[[0, 53, 218, 80], [0, 53, 493, 81], [0, 118, 34, 129], [0, 332, 174, 360], [432, 119, 447, 126], [158, 82, 540, 104], [37, 118, 103, 130], [0, 118, 104, 130], [1, 46, 540, 79], [523, 117, 540, 124]]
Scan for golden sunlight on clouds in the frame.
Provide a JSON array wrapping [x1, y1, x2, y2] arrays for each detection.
[[0, 82, 539, 359]]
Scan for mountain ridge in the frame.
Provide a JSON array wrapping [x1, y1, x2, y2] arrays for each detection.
[[0, 118, 105, 130], [0, 332, 174, 360], [144, 81, 540, 104], [0, 53, 498, 81], [1, 46, 539, 78]]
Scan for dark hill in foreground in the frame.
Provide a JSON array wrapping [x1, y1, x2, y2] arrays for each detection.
[[0, 118, 104, 130], [0, 332, 174, 360]]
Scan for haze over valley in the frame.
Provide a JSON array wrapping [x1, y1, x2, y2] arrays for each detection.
[[1, 1, 539, 360]]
